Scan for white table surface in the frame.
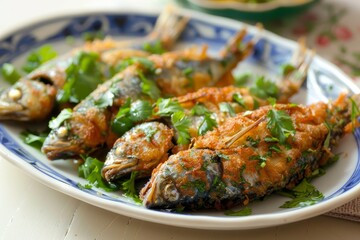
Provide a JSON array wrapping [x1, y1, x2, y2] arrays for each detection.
[[0, 0, 360, 239]]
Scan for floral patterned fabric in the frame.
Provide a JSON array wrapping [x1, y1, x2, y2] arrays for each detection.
[[265, 0, 360, 221], [265, 0, 360, 87]]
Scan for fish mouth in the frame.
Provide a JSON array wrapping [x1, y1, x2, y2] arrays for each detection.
[[0, 101, 28, 120], [102, 158, 139, 182], [41, 134, 84, 160]]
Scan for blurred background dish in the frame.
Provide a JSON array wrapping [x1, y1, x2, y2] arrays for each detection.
[[177, 0, 319, 22]]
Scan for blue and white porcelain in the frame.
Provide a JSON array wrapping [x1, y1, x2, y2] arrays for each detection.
[[0, 8, 359, 230]]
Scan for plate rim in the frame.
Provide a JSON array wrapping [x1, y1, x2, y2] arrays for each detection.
[[0, 7, 360, 230]]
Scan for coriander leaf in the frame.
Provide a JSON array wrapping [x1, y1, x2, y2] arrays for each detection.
[[57, 51, 104, 104], [279, 179, 324, 208], [198, 114, 217, 136], [224, 206, 252, 216], [232, 93, 247, 109], [190, 103, 211, 116], [183, 67, 194, 87], [138, 71, 161, 100], [82, 31, 105, 42], [22, 45, 58, 73], [249, 76, 279, 99], [1, 63, 21, 84], [49, 108, 72, 129], [171, 111, 191, 145], [20, 129, 49, 150], [350, 98, 360, 130], [156, 98, 184, 117], [129, 100, 153, 122], [281, 63, 296, 76], [114, 57, 155, 74], [78, 156, 119, 192], [111, 98, 133, 136], [142, 40, 165, 54], [111, 117, 134, 136], [219, 102, 236, 117], [234, 73, 251, 87], [120, 171, 142, 204], [266, 108, 295, 145], [94, 91, 115, 108]]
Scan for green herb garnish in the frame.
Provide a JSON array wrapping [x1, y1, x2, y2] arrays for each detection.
[[350, 98, 360, 131], [20, 129, 48, 150], [142, 40, 166, 54], [22, 45, 58, 73], [49, 108, 72, 129], [281, 63, 296, 76], [198, 114, 217, 136], [120, 171, 142, 204], [78, 156, 118, 192], [138, 71, 161, 100], [219, 102, 236, 117], [1, 63, 21, 84], [250, 76, 279, 99], [57, 51, 104, 104], [232, 93, 247, 109], [266, 108, 295, 145], [224, 207, 252, 216], [234, 73, 251, 87], [279, 179, 324, 208], [156, 98, 184, 117], [111, 99, 153, 136], [190, 103, 211, 116], [82, 31, 105, 42], [171, 111, 191, 145]]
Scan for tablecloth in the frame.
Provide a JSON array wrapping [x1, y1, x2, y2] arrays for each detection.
[[264, 0, 360, 222]]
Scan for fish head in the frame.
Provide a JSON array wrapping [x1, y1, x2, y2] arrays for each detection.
[[102, 122, 174, 182], [141, 149, 221, 209], [0, 80, 56, 121], [41, 125, 86, 160]]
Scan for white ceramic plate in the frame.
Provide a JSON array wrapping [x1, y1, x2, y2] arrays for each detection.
[[0, 8, 359, 230]]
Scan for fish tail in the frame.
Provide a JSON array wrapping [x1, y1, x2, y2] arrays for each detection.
[[278, 38, 315, 102]]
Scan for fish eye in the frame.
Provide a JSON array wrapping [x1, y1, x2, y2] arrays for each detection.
[[8, 88, 22, 101], [163, 182, 179, 202], [56, 126, 68, 138]]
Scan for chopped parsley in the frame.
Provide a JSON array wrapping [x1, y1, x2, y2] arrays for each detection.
[[111, 99, 153, 136], [94, 91, 115, 108], [183, 67, 194, 87], [1, 63, 21, 84], [57, 51, 105, 104], [279, 179, 324, 208], [142, 40, 166, 54], [350, 98, 360, 131], [22, 45, 58, 73], [219, 102, 236, 117], [138, 71, 161, 100], [20, 129, 49, 150], [190, 103, 212, 116], [281, 63, 296, 76], [120, 171, 142, 204], [198, 113, 217, 136], [249, 76, 279, 100], [78, 156, 119, 192], [233, 73, 251, 87], [155, 98, 184, 117], [266, 108, 295, 145], [82, 31, 105, 42], [232, 93, 247, 109], [171, 111, 191, 145], [48, 108, 72, 129], [224, 206, 252, 216]]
